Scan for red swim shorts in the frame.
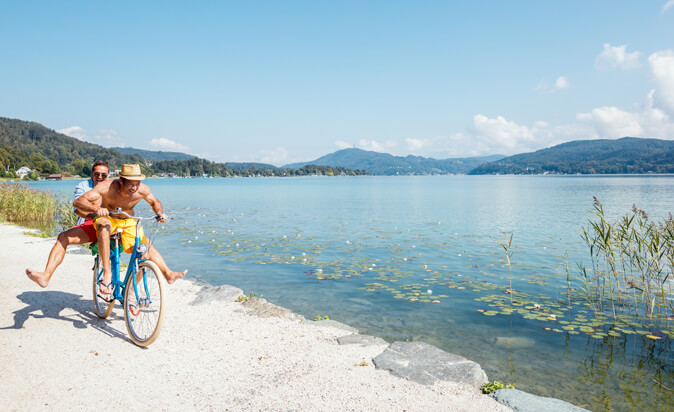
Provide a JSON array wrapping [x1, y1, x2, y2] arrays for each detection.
[[76, 219, 97, 243]]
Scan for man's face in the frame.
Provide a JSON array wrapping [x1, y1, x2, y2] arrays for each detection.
[[121, 178, 141, 196], [91, 166, 109, 186]]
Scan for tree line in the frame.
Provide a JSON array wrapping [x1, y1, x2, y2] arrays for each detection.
[[0, 118, 368, 179]]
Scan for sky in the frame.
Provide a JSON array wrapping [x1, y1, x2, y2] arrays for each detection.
[[1, 1, 674, 166]]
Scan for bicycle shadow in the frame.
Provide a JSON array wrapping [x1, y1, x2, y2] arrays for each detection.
[[0, 291, 133, 344]]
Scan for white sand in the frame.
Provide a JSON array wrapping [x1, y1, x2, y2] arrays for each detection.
[[0, 222, 510, 411]]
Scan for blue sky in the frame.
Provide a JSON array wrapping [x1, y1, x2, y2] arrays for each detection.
[[2, 1, 674, 165]]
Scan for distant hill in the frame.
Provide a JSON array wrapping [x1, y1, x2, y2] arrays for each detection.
[[224, 162, 278, 171], [0, 117, 366, 178], [284, 148, 504, 175], [0, 117, 144, 176], [111, 147, 196, 162], [469, 137, 674, 175]]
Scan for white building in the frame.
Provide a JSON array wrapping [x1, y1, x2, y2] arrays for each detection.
[[15, 166, 32, 179]]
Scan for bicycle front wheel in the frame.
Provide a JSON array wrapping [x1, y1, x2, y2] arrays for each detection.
[[92, 255, 114, 318], [124, 260, 165, 346]]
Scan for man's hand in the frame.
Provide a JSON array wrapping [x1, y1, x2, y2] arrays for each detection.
[[156, 213, 168, 223], [96, 207, 110, 218]]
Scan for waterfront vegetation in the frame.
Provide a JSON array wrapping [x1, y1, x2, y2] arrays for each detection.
[[0, 184, 75, 235], [580, 198, 673, 332]]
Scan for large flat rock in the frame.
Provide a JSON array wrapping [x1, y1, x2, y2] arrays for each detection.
[[190, 284, 244, 305], [337, 334, 388, 347], [241, 297, 305, 320], [490, 389, 588, 412], [372, 341, 488, 388]]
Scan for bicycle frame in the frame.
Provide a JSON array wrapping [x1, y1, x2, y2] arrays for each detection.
[[96, 217, 154, 306]]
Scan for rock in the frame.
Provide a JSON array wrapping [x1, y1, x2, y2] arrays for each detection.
[[490, 336, 535, 348], [373, 341, 488, 388], [190, 285, 244, 305], [241, 297, 304, 321], [309, 319, 359, 333], [337, 334, 388, 347], [490, 389, 588, 412]]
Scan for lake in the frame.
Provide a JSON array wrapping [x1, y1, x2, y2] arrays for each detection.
[[30, 175, 674, 411]]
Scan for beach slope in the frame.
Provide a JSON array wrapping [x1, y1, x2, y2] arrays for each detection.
[[0, 223, 509, 411]]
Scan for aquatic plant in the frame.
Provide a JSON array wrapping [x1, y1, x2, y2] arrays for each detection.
[[236, 292, 259, 302], [0, 184, 76, 235], [480, 381, 514, 394], [0, 184, 55, 226], [579, 198, 674, 323]]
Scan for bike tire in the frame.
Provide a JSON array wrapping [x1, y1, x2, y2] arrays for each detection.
[[92, 255, 114, 318], [124, 260, 165, 347]]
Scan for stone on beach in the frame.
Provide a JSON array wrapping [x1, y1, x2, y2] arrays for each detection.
[[190, 284, 244, 305], [337, 334, 388, 347], [373, 341, 488, 389], [490, 389, 588, 412]]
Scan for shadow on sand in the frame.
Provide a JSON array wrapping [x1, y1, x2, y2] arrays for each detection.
[[1, 290, 133, 344]]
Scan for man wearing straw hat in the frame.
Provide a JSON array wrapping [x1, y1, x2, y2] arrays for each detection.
[[74, 164, 187, 299]]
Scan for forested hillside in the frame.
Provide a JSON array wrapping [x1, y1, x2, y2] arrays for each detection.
[[0, 117, 368, 178], [285, 148, 504, 175], [0, 117, 143, 177], [112, 146, 196, 161], [469, 137, 674, 175]]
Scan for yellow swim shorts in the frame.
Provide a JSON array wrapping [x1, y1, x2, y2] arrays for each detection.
[[94, 216, 147, 253]]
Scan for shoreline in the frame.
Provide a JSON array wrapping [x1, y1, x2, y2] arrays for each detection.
[[0, 222, 511, 411]]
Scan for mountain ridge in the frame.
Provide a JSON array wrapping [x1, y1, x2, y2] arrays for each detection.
[[284, 148, 505, 175], [469, 137, 674, 174]]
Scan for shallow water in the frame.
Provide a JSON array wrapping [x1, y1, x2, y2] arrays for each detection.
[[31, 175, 674, 411]]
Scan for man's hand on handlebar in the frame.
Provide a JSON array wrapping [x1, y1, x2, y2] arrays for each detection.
[[96, 207, 110, 218], [156, 213, 168, 223]]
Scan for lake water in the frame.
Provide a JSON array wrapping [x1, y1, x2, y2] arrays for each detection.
[[30, 176, 674, 411]]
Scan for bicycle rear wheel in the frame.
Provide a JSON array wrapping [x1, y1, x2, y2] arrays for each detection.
[[124, 260, 165, 346], [92, 255, 114, 318]]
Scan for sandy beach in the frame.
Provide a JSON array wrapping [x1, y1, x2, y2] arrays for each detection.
[[0, 222, 510, 411]]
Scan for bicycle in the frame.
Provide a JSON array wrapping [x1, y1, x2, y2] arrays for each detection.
[[91, 209, 165, 347]]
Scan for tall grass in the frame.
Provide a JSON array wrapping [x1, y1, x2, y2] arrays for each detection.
[[0, 184, 76, 234], [579, 197, 674, 322]]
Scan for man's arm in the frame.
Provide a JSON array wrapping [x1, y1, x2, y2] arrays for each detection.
[[140, 184, 167, 222], [74, 186, 108, 217]]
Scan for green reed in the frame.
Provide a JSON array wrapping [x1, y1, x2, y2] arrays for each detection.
[[579, 197, 674, 322], [0, 184, 75, 234]]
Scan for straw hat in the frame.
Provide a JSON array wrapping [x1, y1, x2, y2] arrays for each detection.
[[118, 164, 146, 180]]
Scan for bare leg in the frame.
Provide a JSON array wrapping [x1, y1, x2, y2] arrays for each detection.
[[146, 243, 187, 284], [96, 218, 113, 293], [26, 226, 92, 288]]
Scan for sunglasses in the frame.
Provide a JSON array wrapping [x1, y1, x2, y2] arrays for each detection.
[[93, 172, 108, 178]]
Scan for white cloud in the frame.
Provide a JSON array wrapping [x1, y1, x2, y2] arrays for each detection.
[[595, 43, 641, 70], [405, 138, 432, 152], [662, 0, 674, 14], [535, 76, 570, 93], [148, 137, 189, 152], [57, 126, 124, 146], [334, 140, 353, 150], [258, 147, 289, 165], [555, 76, 570, 89], [57, 126, 87, 140], [648, 50, 674, 116], [576, 106, 643, 138], [472, 114, 536, 150], [357, 139, 398, 152], [333, 139, 397, 152]]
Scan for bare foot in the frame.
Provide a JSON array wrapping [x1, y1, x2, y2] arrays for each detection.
[[25, 269, 49, 288], [165, 270, 188, 284]]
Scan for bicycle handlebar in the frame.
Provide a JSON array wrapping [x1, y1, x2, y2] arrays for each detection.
[[110, 208, 163, 221]]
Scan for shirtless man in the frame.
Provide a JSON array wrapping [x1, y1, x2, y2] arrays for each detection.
[[74, 164, 187, 298], [26, 160, 109, 287]]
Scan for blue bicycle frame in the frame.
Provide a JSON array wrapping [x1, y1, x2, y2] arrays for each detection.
[[98, 218, 154, 305]]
